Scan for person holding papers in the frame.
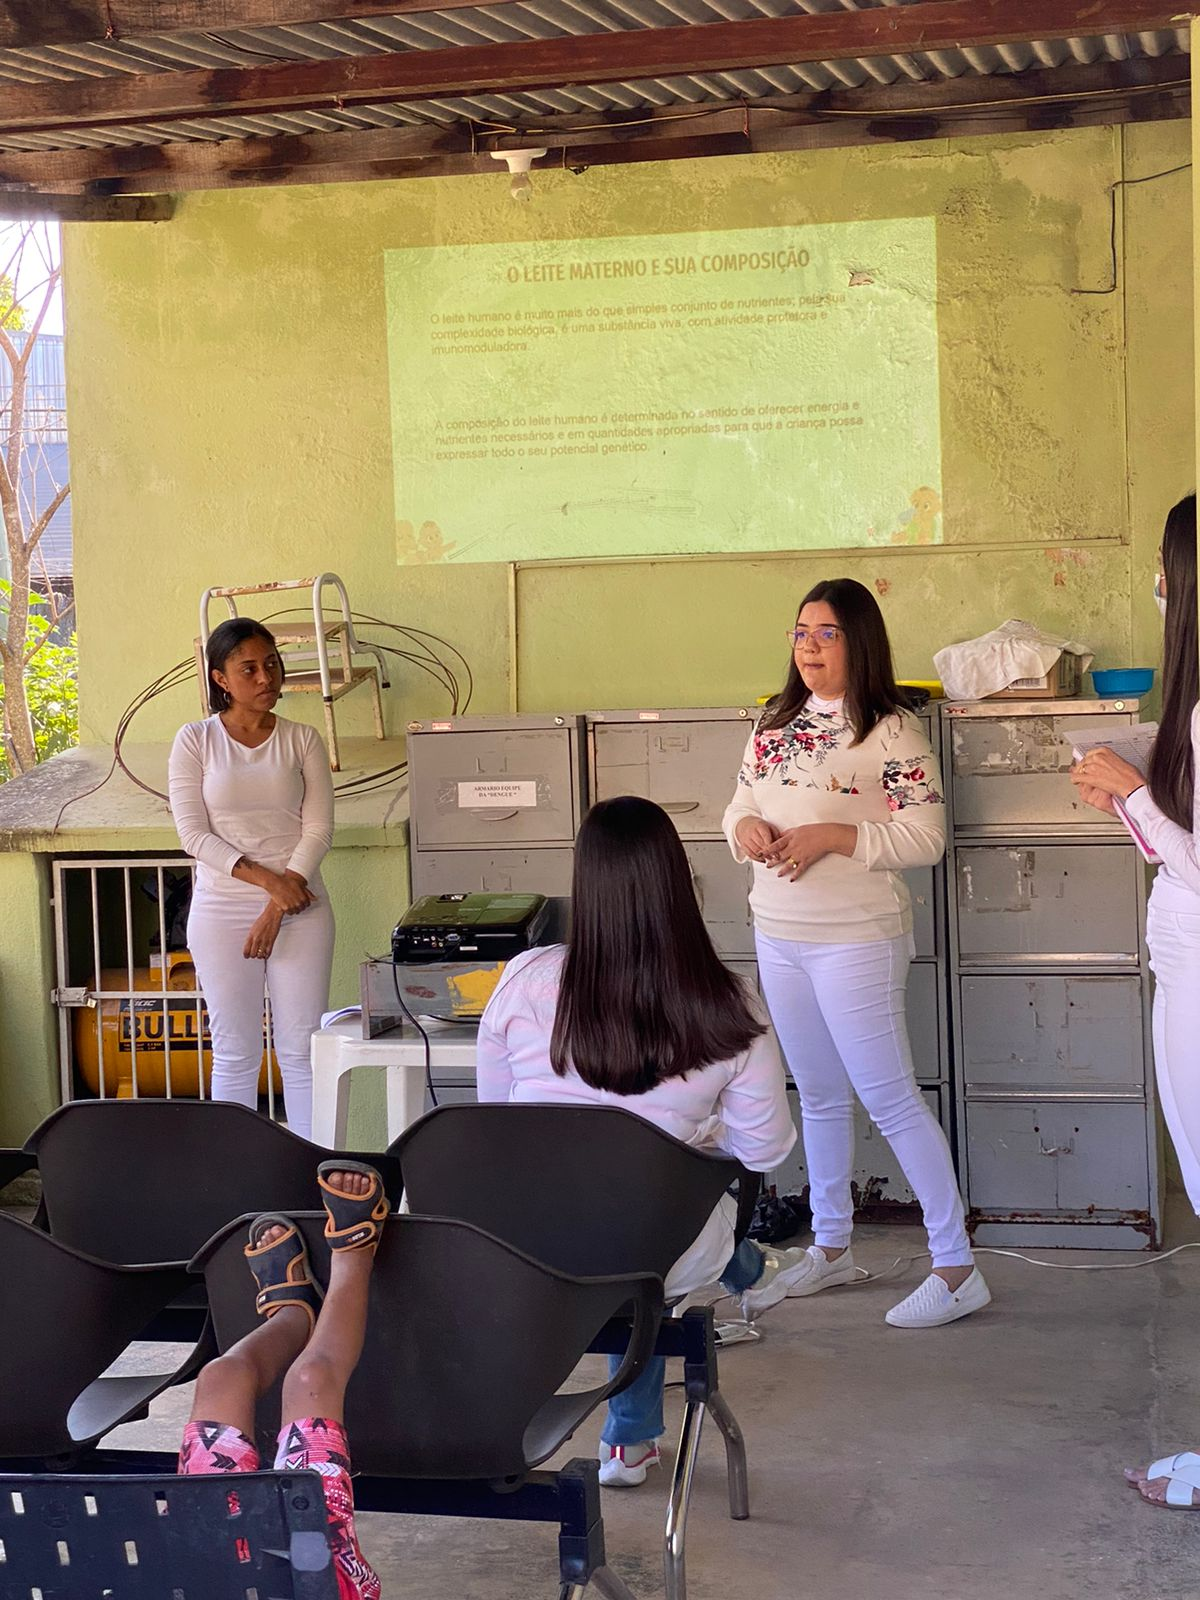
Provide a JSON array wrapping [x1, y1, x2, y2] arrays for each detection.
[[1071, 492, 1200, 1512]]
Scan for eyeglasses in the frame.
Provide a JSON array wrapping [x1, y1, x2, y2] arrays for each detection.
[[787, 626, 843, 648]]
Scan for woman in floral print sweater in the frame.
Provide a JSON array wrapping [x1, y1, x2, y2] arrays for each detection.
[[723, 578, 989, 1329]]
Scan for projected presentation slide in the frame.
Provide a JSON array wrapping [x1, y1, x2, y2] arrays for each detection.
[[386, 218, 942, 565]]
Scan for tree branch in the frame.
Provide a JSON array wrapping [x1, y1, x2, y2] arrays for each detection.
[[0, 441, 21, 535], [23, 480, 70, 557], [22, 596, 73, 666], [23, 264, 62, 355]]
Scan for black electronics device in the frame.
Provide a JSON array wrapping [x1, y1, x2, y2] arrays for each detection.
[[391, 892, 550, 964]]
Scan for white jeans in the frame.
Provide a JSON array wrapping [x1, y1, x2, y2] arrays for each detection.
[[187, 889, 334, 1141], [1146, 899, 1200, 1213], [755, 930, 972, 1268]]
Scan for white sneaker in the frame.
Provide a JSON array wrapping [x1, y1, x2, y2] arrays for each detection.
[[885, 1267, 991, 1329], [598, 1440, 661, 1487], [738, 1245, 856, 1319]]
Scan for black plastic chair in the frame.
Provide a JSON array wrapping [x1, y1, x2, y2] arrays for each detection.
[[193, 1210, 664, 1598], [0, 1212, 196, 1464], [0, 1147, 35, 1192], [26, 1100, 405, 1268], [24, 1099, 402, 1347], [0, 1469, 339, 1598], [390, 1102, 756, 1600]]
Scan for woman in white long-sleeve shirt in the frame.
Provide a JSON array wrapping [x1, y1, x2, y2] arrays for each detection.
[[168, 619, 334, 1140], [723, 577, 989, 1329], [478, 795, 802, 1488], [1071, 494, 1200, 1511]]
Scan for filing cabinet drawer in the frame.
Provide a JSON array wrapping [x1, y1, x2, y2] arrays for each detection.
[[409, 725, 582, 848], [955, 845, 1140, 963], [947, 713, 1133, 830], [411, 848, 574, 941], [589, 713, 753, 836], [959, 975, 1146, 1095], [905, 864, 939, 959], [966, 1101, 1149, 1216], [684, 841, 754, 956], [906, 960, 943, 1084]]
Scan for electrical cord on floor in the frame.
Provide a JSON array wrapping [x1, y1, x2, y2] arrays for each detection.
[[976, 1242, 1200, 1272], [389, 960, 437, 1109], [704, 1241, 1200, 1344]]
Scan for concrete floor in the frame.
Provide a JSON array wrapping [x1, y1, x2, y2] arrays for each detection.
[[97, 1212, 1200, 1600]]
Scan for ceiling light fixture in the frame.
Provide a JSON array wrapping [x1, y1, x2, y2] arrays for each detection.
[[490, 147, 548, 202]]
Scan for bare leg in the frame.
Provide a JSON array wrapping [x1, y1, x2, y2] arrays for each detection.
[[189, 1223, 308, 1439], [281, 1169, 377, 1428]]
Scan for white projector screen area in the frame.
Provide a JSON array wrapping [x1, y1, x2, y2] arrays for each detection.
[[387, 218, 942, 565]]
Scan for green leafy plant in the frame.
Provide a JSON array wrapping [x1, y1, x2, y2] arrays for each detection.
[[0, 224, 71, 777], [0, 583, 76, 782]]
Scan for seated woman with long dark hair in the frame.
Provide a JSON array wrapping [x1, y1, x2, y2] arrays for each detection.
[[477, 795, 803, 1489]]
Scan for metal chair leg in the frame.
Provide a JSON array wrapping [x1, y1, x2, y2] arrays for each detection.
[[591, 1566, 639, 1600], [664, 1397, 705, 1600], [706, 1389, 750, 1520]]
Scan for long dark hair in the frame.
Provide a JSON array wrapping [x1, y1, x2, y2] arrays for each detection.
[[205, 618, 285, 714], [758, 577, 907, 744], [1148, 493, 1197, 830], [550, 796, 765, 1094]]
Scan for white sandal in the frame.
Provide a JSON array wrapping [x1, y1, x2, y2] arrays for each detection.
[[1140, 1453, 1200, 1507]]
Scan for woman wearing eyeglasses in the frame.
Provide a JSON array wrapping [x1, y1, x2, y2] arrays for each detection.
[[723, 578, 989, 1328]]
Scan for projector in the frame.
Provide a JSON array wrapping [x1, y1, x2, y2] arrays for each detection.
[[391, 892, 550, 964]]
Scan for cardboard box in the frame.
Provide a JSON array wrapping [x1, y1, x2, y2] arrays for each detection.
[[986, 653, 1084, 700]]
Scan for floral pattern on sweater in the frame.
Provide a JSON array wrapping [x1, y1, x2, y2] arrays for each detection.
[[881, 757, 943, 812], [742, 714, 844, 784]]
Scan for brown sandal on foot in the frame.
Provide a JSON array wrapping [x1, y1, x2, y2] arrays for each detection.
[[317, 1161, 390, 1254], [244, 1214, 325, 1331]]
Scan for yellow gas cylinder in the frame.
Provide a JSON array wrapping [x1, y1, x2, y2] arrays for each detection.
[[73, 950, 281, 1099]]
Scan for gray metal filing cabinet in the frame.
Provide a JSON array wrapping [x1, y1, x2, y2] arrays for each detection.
[[943, 696, 1162, 1249], [406, 713, 586, 941], [587, 706, 758, 959], [587, 706, 953, 1215]]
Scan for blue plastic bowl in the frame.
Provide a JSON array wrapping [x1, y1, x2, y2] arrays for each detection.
[[1091, 668, 1155, 696]]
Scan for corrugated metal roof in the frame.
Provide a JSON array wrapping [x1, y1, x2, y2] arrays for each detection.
[[0, 4, 1188, 153]]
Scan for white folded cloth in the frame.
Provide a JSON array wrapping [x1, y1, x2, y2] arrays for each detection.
[[934, 619, 1093, 701]]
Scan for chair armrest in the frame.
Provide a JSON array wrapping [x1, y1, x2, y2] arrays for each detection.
[[603, 1277, 665, 1402]]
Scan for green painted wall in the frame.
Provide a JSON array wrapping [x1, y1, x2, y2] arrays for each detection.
[[63, 122, 1192, 741], [0, 854, 59, 1145], [0, 119, 1187, 1148]]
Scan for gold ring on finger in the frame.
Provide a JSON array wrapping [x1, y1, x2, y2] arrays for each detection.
[[788, 858, 798, 868]]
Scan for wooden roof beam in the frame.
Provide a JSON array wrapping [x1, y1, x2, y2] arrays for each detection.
[[0, 52, 1185, 193], [0, 190, 173, 220], [0, 65, 1188, 194], [0, 1, 1192, 138]]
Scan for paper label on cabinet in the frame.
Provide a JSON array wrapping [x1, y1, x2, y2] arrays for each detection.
[[457, 780, 537, 808]]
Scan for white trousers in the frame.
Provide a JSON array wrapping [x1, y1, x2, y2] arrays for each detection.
[[187, 889, 334, 1142], [1146, 899, 1200, 1213], [755, 930, 972, 1268]]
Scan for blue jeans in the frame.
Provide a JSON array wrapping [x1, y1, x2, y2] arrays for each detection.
[[601, 1236, 764, 1446]]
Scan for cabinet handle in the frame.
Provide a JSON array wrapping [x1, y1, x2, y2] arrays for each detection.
[[1038, 1138, 1075, 1157], [660, 800, 701, 815]]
